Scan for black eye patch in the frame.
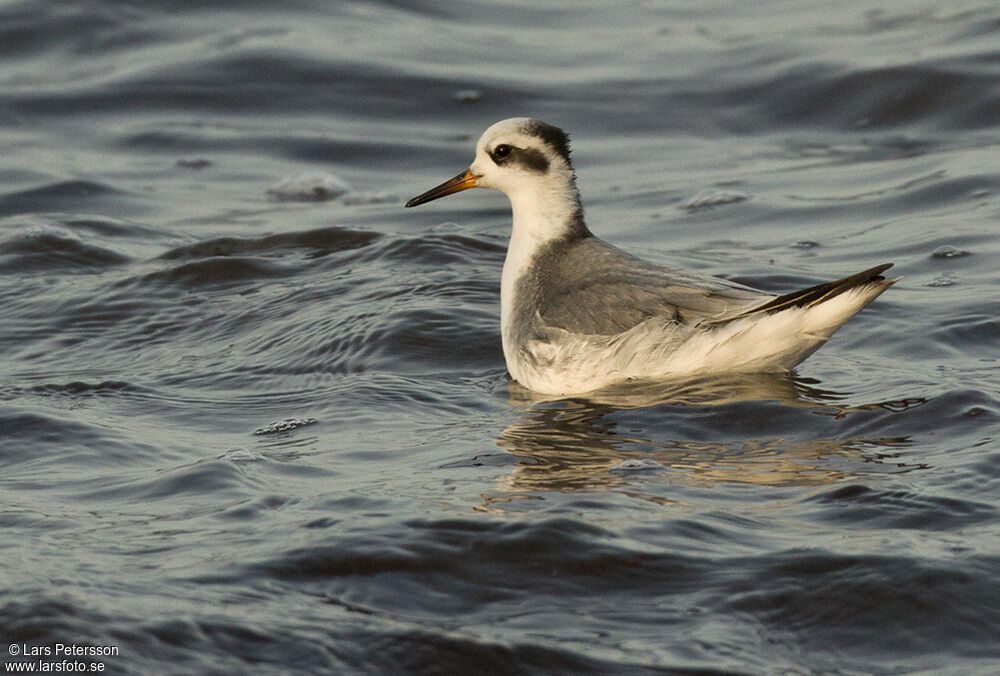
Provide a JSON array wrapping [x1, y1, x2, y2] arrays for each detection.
[[489, 144, 550, 173], [512, 147, 549, 173]]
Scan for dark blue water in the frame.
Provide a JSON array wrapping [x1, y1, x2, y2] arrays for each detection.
[[2, 1, 999, 674]]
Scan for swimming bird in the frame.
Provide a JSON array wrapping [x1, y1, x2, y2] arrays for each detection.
[[406, 118, 896, 395]]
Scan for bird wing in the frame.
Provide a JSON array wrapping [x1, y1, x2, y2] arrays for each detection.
[[537, 238, 771, 336]]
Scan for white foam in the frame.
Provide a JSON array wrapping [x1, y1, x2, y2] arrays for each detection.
[[609, 458, 664, 471], [268, 172, 350, 202]]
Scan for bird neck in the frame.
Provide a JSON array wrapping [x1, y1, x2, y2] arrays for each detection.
[[500, 178, 589, 353], [506, 178, 587, 272]]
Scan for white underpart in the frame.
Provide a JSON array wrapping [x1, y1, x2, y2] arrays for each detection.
[[511, 285, 885, 395]]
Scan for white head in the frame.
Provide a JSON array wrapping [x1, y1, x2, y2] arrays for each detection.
[[406, 118, 586, 241]]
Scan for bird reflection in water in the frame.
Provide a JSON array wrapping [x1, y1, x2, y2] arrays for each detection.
[[479, 373, 925, 511]]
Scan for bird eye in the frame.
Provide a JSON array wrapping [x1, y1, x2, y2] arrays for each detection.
[[492, 144, 512, 160]]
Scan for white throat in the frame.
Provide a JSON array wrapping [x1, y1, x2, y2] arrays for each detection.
[[504, 187, 578, 279]]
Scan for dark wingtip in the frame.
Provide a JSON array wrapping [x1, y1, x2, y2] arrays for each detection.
[[730, 262, 897, 320], [867, 262, 894, 279]]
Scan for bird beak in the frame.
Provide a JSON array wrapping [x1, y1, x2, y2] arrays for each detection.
[[405, 169, 481, 207]]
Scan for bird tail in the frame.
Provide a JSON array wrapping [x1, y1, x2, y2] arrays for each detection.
[[692, 263, 898, 372], [729, 263, 897, 321]]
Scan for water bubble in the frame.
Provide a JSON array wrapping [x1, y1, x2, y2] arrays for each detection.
[[930, 245, 970, 259]]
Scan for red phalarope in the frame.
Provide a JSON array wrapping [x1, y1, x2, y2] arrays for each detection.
[[407, 118, 896, 396]]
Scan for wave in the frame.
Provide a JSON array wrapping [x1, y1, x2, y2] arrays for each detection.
[[0, 225, 129, 273], [159, 226, 380, 260], [0, 181, 124, 219]]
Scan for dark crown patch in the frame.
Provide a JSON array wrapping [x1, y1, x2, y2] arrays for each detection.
[[524, 120, 572, 165]]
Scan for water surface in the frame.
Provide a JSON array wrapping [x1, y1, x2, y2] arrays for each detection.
[[2, 1, 999, 674]]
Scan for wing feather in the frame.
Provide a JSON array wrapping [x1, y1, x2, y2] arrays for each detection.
[[537, 238, 770, 335]]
